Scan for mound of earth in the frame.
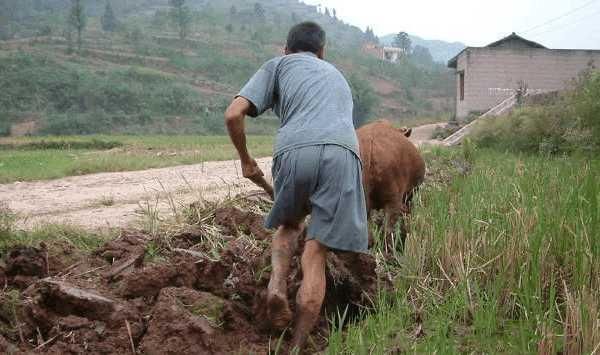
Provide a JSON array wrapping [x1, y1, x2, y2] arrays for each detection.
[[0, 200, 380, 354]]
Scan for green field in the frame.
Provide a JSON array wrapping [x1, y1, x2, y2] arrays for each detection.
[[328, 147, 600, 354], [0, 135, 273, 183]]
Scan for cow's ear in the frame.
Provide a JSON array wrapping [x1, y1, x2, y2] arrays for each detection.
[[404, 128, 413, 138]]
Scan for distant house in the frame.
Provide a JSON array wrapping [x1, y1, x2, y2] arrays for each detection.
[[448, 33, 600, 119], [382, 47, 406, 63], [362, 43, 407, 63]]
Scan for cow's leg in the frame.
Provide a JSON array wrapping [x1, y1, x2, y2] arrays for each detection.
[[290, 239, 328, 351], [366, 199, 376, 248], [384, 201, 409, 251], [268, 222, 304, 330]]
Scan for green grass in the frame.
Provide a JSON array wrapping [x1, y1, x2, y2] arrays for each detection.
[[0, 223, 114, 256], [327, 147, 600, 354], [0, 135, 274, 183]]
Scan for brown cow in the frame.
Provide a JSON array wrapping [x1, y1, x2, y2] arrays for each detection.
[[357, 120, 425, 244]]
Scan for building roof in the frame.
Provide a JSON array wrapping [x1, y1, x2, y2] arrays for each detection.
[[448, 32, 546, 68], [486, 32, 546, 49]]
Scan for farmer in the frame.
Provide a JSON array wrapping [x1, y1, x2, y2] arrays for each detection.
[[224, 22, 368, 349]]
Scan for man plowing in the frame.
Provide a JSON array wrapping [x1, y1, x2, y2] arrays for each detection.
[[225, 22, 368, 350]]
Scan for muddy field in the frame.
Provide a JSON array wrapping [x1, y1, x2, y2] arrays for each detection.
[[0, 195, 380, 354]]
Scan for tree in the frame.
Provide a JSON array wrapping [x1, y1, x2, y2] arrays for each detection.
[[365, 26, 378, 44], [254, 3, 265, 19], [393, 31, 412, 54], [101, 1, 117, 32], [348, 74, 378, 128], [33, 0, 44, 11], [0, 14, 12, 40], [229, 5, 237, 17], [332, 8, 337, 19], [411, 45, 433, 65], [324, 7, 331, 17], [68, 0, 87, 51], [169, 0, 191, 41], [225, 24, 233, 33]]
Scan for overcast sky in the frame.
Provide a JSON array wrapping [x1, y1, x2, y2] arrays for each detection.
[[303, 0, 600, 49]]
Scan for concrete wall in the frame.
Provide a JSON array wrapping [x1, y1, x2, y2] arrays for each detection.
[[455, 48, 600, 118]]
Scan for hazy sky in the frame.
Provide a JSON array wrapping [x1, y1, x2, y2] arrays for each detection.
[[303, 0, 600, 49]]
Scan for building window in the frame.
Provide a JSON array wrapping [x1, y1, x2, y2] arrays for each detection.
[[459, 72, 465, 101]]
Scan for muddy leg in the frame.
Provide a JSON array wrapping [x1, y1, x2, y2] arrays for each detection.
[[268, 222, 304, 330], [290, 239, 328, 351]]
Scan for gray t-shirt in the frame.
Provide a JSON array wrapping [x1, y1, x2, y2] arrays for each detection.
[[238, 52, 359, 158]]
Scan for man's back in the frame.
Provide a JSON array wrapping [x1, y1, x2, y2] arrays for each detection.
[[238, 52, 359, 157]]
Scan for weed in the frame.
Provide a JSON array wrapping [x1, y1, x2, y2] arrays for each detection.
[[0, 202, 16, 236], [98, 195, 115, 207], [0, 289, 21, 340]]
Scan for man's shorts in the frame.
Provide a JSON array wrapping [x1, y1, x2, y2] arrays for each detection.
[[265, 144, 369, 253]]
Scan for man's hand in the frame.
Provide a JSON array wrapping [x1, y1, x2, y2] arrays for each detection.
[[242, 158, 264, 179], [243, 158, 274, 199]]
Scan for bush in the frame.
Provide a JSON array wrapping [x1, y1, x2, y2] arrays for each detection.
[[0, 120, 10, 136], [348, 74, 378, 128], [431, 125, 459, 140], [572, 70, 600, 148], [473, 70, 600, 154]]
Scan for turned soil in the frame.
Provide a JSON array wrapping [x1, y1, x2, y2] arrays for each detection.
[[0, 200, 379, 354]]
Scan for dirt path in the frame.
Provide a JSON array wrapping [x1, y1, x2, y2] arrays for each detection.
[[1, 124, 445, 230], [2, 158, 273, 230], [410, 122, 447, 146]]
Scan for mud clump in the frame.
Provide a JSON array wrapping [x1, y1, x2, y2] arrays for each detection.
[[170, 225, 208, 249], [141, 287, 266, 354], [215, 206, 272, 240], [23, 279, 144, 354], [119, 259, 198, 298], [0, 265, 6, 287], [0, 334, 18, 354], [94, 232, 148, 263], [5, 246, 48, 289], [325, 252, 378, 317]]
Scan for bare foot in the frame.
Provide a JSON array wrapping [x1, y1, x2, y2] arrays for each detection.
[[267, 290, 293, 331]]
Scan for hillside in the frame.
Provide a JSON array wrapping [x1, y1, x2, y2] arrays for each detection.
[[0, 0, 455, 136], [381, 33, 466, 64]]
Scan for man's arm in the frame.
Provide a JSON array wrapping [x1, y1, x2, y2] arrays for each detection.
[[225, 96, 264, 178], [225, 96, 274, 198]]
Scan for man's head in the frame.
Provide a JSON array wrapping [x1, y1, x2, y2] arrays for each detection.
[[285, 22, 326, 59]]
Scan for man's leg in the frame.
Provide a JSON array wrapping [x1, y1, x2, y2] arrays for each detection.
[[268, 222, 305, 330], [291, 239, 328, 350]]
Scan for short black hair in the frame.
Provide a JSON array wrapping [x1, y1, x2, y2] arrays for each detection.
[[286, 22, 326, 54]]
